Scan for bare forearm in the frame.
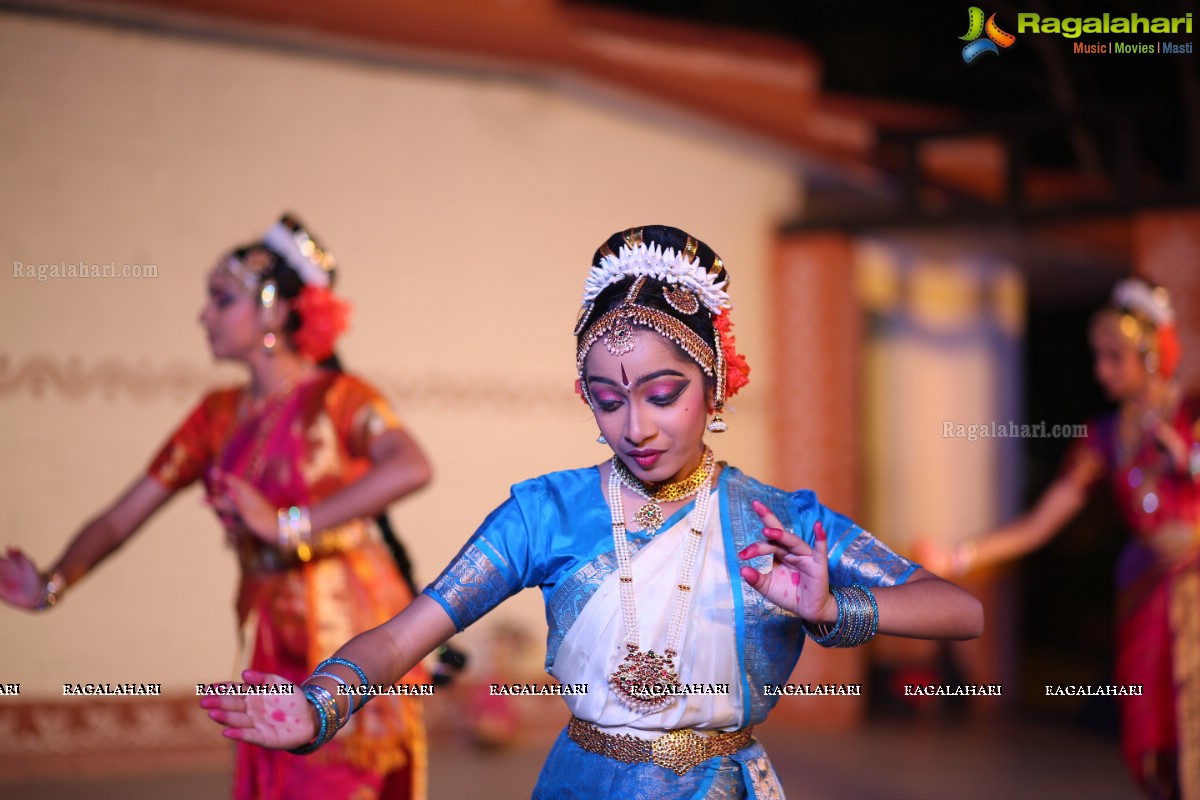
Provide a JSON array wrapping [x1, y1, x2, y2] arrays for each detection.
[[970, 516, 1044, 570], [320, 595, 455, 687], [873, 572, 983, 640], [48, 516, 126, 587], [307, 430, 431, 532], [968, 478, 1086, 572], [308, 459, 430, 532], [50, 477, 170, 587]]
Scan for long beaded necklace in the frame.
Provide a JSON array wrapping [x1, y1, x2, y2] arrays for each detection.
[[605, 455, 715, 713], [611, 447, 715, 534]]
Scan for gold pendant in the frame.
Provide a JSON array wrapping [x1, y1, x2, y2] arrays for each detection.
[[608, 645, 679, 713], [633, 502, 664, 534]]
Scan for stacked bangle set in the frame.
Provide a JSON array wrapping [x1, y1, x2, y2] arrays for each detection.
[[36, 571, 66, 611], [290, 656, 371, 755], [277, 505, 315, 562], [802, 584, 879, 648]]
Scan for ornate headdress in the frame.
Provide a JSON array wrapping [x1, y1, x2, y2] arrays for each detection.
[[1106, 278, 1180, 378], [210, 214, 350, 362], [263, 214, 337, 289], [575, 226, 749, 431]]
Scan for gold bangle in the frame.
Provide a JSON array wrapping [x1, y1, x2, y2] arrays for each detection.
[[38, 571, 67, 610]]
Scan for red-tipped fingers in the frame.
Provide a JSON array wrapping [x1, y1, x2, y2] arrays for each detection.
[[762, 526, 810, 552], [750, 500, 785, 531], [813, 521, 827, 559], [739, 566, 763, 587], [206, 708, 255, 728]]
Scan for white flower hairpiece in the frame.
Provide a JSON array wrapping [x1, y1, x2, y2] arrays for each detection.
[[583, 242, 729, 314], [263, 221, 334, 289], [1113, 279, 1174, 327]]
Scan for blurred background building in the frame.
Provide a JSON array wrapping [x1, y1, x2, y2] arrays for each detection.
[[0, 0, 1196, 797]]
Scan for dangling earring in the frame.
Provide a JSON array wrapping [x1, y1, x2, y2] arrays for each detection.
[[260, 280, 278, 356], [707, 414, 727, 433], [1144, 350, 1160, 374], [597, 434, 608, 445]]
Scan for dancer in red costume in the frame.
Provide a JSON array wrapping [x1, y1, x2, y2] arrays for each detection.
[[0, 215, 433, 800], [928, 278, 1199, 800]]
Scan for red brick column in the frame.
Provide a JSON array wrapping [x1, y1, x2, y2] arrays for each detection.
[[767, 231, 865, 728], [1135, 209, 1200, 397]]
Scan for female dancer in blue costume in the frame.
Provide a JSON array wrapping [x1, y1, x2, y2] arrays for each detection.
[[202, 225, 984, 798]]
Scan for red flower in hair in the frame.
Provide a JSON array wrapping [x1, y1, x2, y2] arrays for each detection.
[[1158, 323, 1180, 378], [293, 285, 351, 362], [714, 308, 750, 399]]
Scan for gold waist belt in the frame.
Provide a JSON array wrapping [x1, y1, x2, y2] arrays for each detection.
[[238, 519, 374, 573], [566, 716, 753, 776]]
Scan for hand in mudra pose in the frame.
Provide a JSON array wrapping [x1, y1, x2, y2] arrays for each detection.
[[737, 500, 836, 624], [200, 671, 314, 750], [0, 548, 43, 609]]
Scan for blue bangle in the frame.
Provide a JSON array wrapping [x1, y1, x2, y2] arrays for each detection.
[[803, 588, 845, 647], [317, 657, 371, 711], [803, 585, 878, 648], [307, 683, 342, 733], [864, 585, 880, 639], [289, 685, 329, 755]]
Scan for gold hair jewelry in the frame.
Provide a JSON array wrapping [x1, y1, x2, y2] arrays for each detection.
[[663, 285, 700, 315], [263, 214, 336, 287], [212, 247, 276, 294], [612, 447, 714, 534], [578, 306, 716, 379], [683, 236, 699, 262]]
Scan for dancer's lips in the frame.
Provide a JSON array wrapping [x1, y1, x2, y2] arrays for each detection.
[[627, 449, 664, 469]]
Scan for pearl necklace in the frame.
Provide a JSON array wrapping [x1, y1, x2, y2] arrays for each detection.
[[605, 456, 715, 713], [611, 447, 715, 534]]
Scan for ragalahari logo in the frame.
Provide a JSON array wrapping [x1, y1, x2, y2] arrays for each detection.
[[961, 7, 1016, 62]]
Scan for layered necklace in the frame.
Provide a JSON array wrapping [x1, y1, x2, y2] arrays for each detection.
[[611, 447, 715, 534], [605, 448, 715, 713]]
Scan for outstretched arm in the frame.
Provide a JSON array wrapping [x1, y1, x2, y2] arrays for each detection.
[[0, 476, 172, 610], [965, 474, 1087, 570], [738, 500, 984, 641], [202, 594, 457, 750], [919, 473, 1089, 576]]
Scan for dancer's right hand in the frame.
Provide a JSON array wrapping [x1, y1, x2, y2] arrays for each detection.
[[912, 538, 953, 576], [0, 548, 44, 609], [200, 670, 315, 750]]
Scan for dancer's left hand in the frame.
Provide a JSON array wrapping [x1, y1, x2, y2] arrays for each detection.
[[200, 670, 314, 750], [737, 500, 836, 623]]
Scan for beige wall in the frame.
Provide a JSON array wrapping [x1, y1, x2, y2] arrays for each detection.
[[0, 11, 798, 695]]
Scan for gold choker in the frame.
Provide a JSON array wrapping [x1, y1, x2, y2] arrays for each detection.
[[612, 448, 714, 534]]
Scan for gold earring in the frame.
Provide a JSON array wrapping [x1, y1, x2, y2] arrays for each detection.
[[707, 414, 727, 433]]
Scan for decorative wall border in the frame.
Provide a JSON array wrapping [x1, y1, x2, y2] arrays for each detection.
[[0, 694, 221, 764], [0, 353, 580, 413]]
